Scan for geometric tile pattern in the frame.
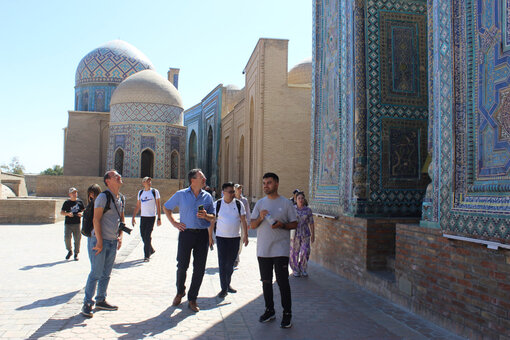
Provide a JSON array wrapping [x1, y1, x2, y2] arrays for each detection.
[[309, 0, 342, 216], [75, 41, 154, 86], [111, 103, 183, 125], [435, 0, 510, 242]]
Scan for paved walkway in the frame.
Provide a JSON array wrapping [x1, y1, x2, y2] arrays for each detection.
[[1, 218, 464, 339]]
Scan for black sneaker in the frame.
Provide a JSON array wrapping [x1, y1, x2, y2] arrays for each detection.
[[259, 308, 276, 323], [280, 312, 292, 328], [217, 290, 228, 298], [81, 303, 93, 317], [95, 300, 118, 311], [227, 286, 237, 293], [65, 251, 72, 260]]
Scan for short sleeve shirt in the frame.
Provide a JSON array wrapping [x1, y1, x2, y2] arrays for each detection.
[[251, 196, 297, 257], [138, 188, 161, 217], [94, 190, 124, 240], [216, 198, 246, 238], [61, 199, 85, 224], [296, 206, 314, 237], [164, 187, 215, 229]]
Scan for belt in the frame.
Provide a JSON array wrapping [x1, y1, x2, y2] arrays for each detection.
[[184, 228, 207, 233]]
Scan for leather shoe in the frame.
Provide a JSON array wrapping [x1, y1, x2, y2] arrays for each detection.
[[188, 300, 200, 312], [227, 286, 237, 293], [172, 293, 185, 306]]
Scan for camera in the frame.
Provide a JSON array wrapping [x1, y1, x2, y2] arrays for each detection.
[[198, 205, 204, 211], [118, 222, 132, 234]]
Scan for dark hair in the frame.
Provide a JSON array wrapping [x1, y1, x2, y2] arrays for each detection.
[[262, 172, 279, 183], [222, 182, 234, 191], [204, 186, 213, 195], [87, 184, 101, 202], [296, 191, 308, 206], [188, 168, 202, 183]]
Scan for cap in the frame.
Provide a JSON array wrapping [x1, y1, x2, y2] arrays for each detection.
[[293, 189, 300, 194], [142, 176, 152, 183], [68, 187, 78, 194], [234, 184, 243, 189]]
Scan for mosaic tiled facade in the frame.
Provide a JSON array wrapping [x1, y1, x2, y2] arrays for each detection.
[[107, 122, 185, 180], [183, 86, 222, 188], [310, 0, 429, 217], [311, 0, 510, 241]]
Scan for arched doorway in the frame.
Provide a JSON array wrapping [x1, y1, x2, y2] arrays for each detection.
[[188, 130, 197, 170], [140, 149, 154, 178], [249, 98, 254, 197], [206, 125, 213, 185], [171, 151, 179, 179], [114, 148, 124, 175]]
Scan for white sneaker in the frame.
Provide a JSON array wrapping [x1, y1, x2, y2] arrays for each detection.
[[293, 271, 301, 277], [301, 271, 308, 277]]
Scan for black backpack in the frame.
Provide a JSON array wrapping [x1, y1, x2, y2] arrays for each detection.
[[138, 188, 156, 200], [81, 191, 125, 237]]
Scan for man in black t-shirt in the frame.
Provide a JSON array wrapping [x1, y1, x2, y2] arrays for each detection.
[[61, 187, 85, 261]]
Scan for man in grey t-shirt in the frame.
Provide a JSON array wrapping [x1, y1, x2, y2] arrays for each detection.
[[81, 170, 125, 318], [251, 172, 297, 329]]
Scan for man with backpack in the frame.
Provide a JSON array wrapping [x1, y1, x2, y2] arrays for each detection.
[[131, 177, 161, 262], [81, 170, 125, 318], [214, 182, 249, 298]]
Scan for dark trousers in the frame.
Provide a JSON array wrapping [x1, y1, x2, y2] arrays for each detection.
[[258, 256, 292, 313], [140, 216, 156, 258], [176, 229, 209, 301], [216, 236, 240, 291]]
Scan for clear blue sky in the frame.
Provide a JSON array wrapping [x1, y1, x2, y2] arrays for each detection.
[[0, 0, 312, 173]]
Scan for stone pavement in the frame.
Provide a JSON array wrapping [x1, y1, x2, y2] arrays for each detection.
[[1, 218, 465, 340]]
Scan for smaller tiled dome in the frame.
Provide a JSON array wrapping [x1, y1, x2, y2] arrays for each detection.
[[288, 58, 312, 85], [111, 70, 183, 108]]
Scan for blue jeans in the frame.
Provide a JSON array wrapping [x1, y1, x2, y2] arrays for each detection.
[[84, 236, 117, 305], [216, 236, 240, 291]]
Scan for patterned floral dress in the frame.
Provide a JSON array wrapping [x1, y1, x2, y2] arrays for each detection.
[[290, 205, 314, 274]]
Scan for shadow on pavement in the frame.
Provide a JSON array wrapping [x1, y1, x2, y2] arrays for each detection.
[[17, 290, 80, 311], [20, 260, 69, 270], [28, 314, 88, 339], [205, 266, 219, 275], [113, 258, 144, 269]]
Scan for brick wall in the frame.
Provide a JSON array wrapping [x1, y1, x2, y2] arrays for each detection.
[[35, 175, 183, 214], [312, 215, 510, 339], [396, 224, 510, 339], [0, 198, 66, 224]]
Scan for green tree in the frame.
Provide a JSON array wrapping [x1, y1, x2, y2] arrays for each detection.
[[0, 157, 25, 174], [40, 165, 63, 176]]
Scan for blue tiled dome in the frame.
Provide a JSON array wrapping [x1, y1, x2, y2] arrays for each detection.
[[75, 40, 155, 86]]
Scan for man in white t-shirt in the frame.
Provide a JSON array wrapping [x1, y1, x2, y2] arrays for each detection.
[[131, 177, 161, 262], [214, 182, 249, 298]]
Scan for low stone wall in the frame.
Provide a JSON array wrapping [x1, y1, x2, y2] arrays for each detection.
[[0, 198, 66, 224], [35, 175, 184, 214], [395, 223, 510, 339]]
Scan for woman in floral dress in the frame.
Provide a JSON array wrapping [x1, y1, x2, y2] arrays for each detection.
[[290, 192, 315, 277]]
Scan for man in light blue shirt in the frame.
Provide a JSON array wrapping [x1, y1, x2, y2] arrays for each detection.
[[163, 169, 215, 312]]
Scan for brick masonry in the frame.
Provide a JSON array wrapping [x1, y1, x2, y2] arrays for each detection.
[[311, 215, 510, 339], [396, 223, 510, 339]]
